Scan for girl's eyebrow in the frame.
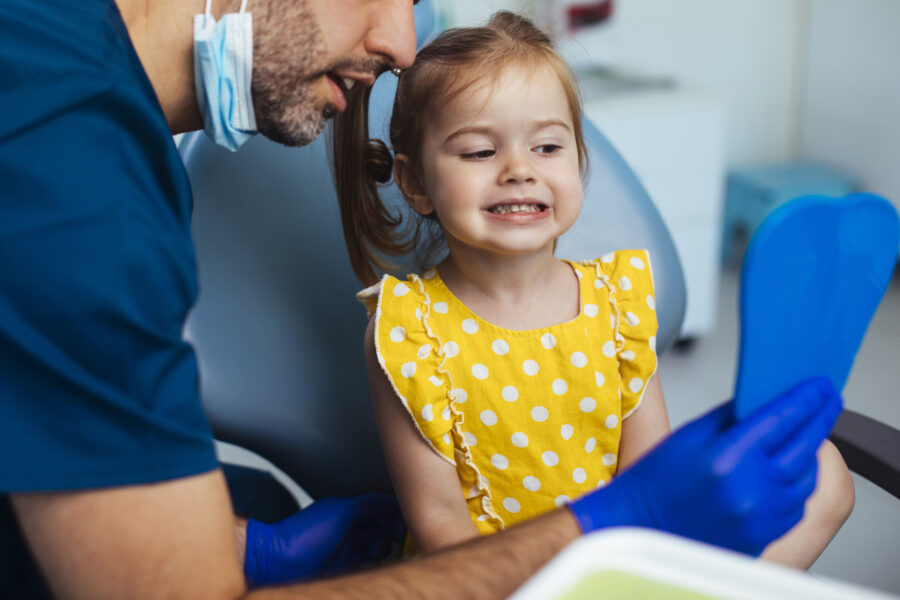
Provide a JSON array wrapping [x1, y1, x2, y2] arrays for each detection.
[[534, 118, 572, 133], [443, 126, 493, 146], [443, 119, 572, 146]]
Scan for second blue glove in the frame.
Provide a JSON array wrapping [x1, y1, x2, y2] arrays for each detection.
[[244, 492, 406, 587]]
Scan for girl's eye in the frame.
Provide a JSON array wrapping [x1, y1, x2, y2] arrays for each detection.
[[460, 149, 495, 160], [535, 144, 562, 155]]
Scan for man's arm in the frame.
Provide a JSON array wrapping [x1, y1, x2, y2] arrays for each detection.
[[12, 470, 246, 600], [255, 509, 580, 599], [13, 470, 579, 600]]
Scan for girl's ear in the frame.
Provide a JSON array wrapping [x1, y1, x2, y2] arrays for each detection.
[[394, 154, 434, 215]]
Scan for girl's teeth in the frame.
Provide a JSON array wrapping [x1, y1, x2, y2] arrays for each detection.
[[492, 204, 542, 214]]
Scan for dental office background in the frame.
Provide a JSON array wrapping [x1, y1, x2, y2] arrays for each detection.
[[434, 0, 900, 594]]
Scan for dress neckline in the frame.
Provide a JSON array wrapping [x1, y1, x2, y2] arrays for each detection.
[[424, 259, 590, 336]]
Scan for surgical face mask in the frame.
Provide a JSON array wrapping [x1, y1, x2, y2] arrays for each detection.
[[194, 0, 258, 152]]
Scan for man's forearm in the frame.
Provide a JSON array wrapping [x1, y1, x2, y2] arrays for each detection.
[[244, 508, 581, 599], [235, 517, 248, 566]]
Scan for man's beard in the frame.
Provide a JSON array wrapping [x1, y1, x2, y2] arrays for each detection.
[[250, 0, 330, 147]]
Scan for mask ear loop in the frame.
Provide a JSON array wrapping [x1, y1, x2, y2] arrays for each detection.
[[203, 0, 213, 23], [239, 0, 249, 13]]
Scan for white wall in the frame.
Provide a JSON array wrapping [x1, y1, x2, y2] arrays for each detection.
[[799, 0, 900, 213], [441, 0, 806, 169]]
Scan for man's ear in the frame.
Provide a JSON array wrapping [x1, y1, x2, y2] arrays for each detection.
[[394, 154, 434, 215]]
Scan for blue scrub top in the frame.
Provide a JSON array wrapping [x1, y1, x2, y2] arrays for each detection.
[[0, 0, 218, 592]]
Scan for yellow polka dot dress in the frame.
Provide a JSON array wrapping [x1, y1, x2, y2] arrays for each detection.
[[358, 250, 658, 535]]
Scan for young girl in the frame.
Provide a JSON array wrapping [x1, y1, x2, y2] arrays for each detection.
[[335, 11, 853, 565]]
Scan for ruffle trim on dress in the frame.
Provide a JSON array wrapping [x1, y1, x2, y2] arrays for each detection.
[[369, 272, 506, 532], [580, 251, 656, 420]]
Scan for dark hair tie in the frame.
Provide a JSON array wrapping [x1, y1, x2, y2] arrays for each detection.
[[364, 138, 394, 184]]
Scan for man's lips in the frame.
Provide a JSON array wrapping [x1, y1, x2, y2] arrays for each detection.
[[325, 71, 377, 113], [326, 74, 348, 112]]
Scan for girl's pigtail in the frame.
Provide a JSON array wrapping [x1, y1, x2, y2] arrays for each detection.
[[364, 138, 394, 184], [332, 86, 414, 286]]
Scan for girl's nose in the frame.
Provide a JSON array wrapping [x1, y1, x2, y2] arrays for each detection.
[[500, 152, 537, 185]]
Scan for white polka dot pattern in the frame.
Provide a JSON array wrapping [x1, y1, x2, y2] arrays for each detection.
[[531, 406, 549, 422], [552, 379, 568, 395], [511, 432, 529, 448], [372, 251, 658, 533], [570, 351, 587, 368], [542, 451, 559, 467], [461, 318, 479, 334], [491, 454, 509, 470], [523, 476, 541, 491]]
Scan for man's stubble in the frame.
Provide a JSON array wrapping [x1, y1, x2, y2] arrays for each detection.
[[251, 0, 329, 147]]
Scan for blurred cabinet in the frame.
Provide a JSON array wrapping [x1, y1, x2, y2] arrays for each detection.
[[582, 85, 726, 339]]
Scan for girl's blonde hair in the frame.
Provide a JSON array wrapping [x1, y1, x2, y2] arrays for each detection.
[[333, 11, 587, 286]]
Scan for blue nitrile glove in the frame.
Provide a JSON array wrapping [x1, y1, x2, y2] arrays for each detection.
[[569, 378, 842, 556], [244, 493, 406, 587]]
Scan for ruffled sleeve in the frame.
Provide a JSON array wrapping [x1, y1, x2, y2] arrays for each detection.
[[597, 250, 659, 418], [357, 274, 457, 464]]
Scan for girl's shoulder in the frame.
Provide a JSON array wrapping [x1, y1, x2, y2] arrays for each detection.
[[570, 249, 654, 288], [356, 269, 443, 319]]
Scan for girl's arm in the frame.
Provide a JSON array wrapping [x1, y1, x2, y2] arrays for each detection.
[[364, 318, 480, 555], [617, 373, 671, 470]]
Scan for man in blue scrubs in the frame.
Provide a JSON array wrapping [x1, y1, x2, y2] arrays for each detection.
[[0, 0, 844, 598]]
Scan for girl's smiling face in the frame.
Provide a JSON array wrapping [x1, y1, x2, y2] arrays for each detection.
[[399, 62, 583, 261]]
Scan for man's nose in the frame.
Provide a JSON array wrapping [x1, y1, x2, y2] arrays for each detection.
[[367, 0, 417, 70]]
